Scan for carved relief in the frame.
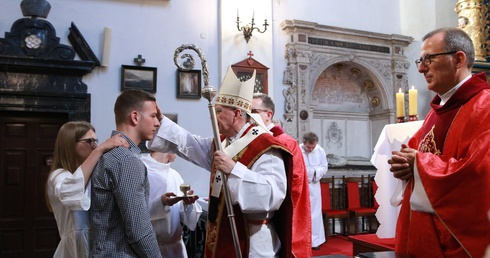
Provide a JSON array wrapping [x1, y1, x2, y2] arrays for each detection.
[[280, 20, 413, 141], [366, 59, 392, 82], [299, 69, 307, 106], [326, 122, 343, 149], [295, 50, 312, 63], [392, 60, 411, 74]]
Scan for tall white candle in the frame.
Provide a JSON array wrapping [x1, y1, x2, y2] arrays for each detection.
[[396, 88, 405, 117], [408, 86, 418, 116]]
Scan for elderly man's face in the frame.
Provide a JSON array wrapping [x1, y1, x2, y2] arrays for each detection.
[[215, 105, 238, 137]]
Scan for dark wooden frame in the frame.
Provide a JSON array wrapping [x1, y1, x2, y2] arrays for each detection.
[[68, 22, 100, 66], [121, 65, 157, 93], [177, 70, 201, 99], [231, 56, 269, 94]]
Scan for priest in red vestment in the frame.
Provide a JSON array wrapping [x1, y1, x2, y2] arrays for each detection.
[[389, 27, 490, 258], [252, 92, 312, 258]]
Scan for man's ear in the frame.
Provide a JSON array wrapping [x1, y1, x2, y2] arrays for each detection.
[[129, 111, 139, 125], [455, 51, 467, 69]]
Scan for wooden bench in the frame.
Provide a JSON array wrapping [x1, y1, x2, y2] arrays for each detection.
[[348, 234, 394, 256]]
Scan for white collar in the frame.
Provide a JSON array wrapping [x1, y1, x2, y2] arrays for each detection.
[[439, 74, 471, 105], [229, 122, 252, 143], [141, 155, 171, 174]]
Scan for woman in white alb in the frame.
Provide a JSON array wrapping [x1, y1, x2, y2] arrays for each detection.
[[141, 150, 202, 258], [46, 121, 128, 258]]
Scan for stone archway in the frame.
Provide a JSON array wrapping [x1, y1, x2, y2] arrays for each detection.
[[281, 20, 413, 159]]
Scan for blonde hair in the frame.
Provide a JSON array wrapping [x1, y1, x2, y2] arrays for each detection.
[[45, 121, 95, 212]]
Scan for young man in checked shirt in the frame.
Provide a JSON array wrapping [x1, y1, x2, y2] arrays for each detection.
[[89, 89, 162, 257]]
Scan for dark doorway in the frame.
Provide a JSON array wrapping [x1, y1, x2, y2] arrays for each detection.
[[0, 111, 68, 258]]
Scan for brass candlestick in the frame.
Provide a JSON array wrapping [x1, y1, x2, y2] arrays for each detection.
[[397, 116, 406, 123], [408, 115, 418, 122]]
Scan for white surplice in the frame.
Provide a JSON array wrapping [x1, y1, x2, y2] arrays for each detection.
[[47, 167, 91, 258], [300, 143, 328, 247], [147, 117, 287, 257], [141, 154, 202, 258]]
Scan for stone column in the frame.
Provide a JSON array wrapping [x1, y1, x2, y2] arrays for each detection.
[[455, 0, 490, 60]]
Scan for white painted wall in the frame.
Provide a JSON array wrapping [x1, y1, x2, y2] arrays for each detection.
[[0, 0, 459, 197]]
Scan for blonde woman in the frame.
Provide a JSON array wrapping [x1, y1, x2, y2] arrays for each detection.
[[46, 121, 128, 258]]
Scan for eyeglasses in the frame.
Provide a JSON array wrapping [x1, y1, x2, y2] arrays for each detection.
[[415, 51, 457, 67], [251, 109, 271, 114], [77, 138, 98, 149]]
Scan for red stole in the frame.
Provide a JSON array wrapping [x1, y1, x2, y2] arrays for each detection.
[[395, 72, 490, 257], [205, 129, 292, 258], [419, 72, 489, 154], [270, 126, 312, 258]]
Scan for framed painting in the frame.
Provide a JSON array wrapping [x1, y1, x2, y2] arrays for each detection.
[[177, 70, 201, 99], [121, 65, 157, 93]]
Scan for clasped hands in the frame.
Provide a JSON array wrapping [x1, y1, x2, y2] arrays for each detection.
[[388, 144, 417, 181]]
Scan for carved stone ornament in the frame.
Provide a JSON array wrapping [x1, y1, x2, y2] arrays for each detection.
[[21, 0, 51, 18], [280, 20, 413, 140]]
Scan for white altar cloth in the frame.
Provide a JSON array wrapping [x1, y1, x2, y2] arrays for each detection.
[[370, 120, 423, 238]]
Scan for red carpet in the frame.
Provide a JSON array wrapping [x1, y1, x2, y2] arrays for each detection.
[[312, 235, 352, 257]]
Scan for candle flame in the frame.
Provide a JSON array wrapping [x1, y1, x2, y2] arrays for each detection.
[[398, 88, 402, 93]]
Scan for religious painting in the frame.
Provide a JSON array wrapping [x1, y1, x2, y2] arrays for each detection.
[[177, 70, 201, 99], [121, 65, 157, 93]]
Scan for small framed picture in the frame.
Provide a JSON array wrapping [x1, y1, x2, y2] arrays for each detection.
[[177, 70, 201, 99], [121, 65, 157, 93]]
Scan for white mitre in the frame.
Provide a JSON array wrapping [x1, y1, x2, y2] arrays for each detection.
[[214, 66, 269, 131], [214, 66, 256, 113]]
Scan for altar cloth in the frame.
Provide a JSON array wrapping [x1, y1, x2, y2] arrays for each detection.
[[370, 121, 423, 238]]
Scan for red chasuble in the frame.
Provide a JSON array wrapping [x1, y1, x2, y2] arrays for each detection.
[[395, 72, 490, 258], [205, 126, 295, 258], [270, 125, 312, 258]]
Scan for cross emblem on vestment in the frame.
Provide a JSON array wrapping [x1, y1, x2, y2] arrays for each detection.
[[134, 55, 145, 66], [215, 174, 221, 183], [252, 129, 259, 135]]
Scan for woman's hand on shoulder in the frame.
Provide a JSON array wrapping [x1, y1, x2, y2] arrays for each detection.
[[99, 134, 129, 153]]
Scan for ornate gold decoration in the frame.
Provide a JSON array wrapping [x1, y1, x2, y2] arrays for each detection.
[[350, 68, 361, 78], [364, 80, 374, 89], [371, 96, 380, 107], [455, 0, 490, 60]]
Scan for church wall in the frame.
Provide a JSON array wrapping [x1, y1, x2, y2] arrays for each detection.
[[0, 0, 460, 197]]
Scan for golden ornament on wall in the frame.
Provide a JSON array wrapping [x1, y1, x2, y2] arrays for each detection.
[[455, 0, 490, 60], [371, 96, 380, 107]]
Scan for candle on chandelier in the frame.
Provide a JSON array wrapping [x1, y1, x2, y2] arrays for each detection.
[[408, 86, 418, 116], [396, 88, 405, 118]]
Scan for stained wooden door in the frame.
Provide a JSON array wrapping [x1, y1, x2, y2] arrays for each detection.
[[0, 112, 67, 258]]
